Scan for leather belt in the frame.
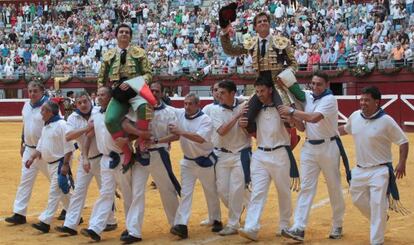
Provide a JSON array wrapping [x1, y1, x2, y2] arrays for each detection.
[[88, 153, 103, 160], [48, 157, 63, 165], [214, 147, 233, 153], [258, 145, 285, 152], [357, 163, 387, 168], [307, 136, 337, 145]]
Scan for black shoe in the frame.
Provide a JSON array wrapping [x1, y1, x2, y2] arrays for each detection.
[[32, 221, 50, 233], [5, 213, 26, 225], [55, 225, 78, 235], [81, 228, 101, 241], [170, 225, 188, 239], [282, 228, 305, 242], [329, 227, 343, 239], [104, 223, 118, 232], [121, 234, 142, 244], [120, 229, 129, 240], [57, 209, 66, 220], [211, 220, 223, 232]]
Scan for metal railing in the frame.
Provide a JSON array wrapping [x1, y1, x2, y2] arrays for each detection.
[[0, 60, 413, 79]]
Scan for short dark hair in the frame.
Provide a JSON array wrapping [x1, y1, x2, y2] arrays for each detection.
[[185, 92, 200, 104], [253, 12, 270, 27], [254, 75, 273, 88], [218, 80, 237, 93], [115, 23, 133, 37], [313, 71, 329, 83], [210, 81, 220, 92], [45, 101, 60, 116], [98, 86, 112, 97], [151, 81, 164, 93], [27, 81, 45, 91], [75, 91, 90, 99], [361, 86, 381, 100], [66, 91, 74, 97]]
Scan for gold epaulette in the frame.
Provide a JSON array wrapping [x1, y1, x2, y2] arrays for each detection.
[[129, 46, 145, 59], [102, 49, 116, 62], [272, 35, 289, 50], [243, 36, 257, 50]]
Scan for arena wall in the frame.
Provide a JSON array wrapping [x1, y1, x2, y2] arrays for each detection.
[[1, 95, 414, 131]]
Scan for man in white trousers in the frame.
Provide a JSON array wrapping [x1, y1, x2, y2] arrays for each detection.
[[279, 72, 349, 241], [116, 119, 150, 244], [81, 87, 133, 242], [339, 86, 409, 245], [169, 93, 222, 239], [210, 80, 252, 236], [141, 81, 180, 226], [118, 82, 179, 244], [198, 81, 223, 228], [55, 91, 117, 235], [27, 101, 75, 233], [5, 81, 68, 225], [238, 76, 297, 241]]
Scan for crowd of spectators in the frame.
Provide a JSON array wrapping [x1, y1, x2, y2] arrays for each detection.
[[0, 0, 413, 79]]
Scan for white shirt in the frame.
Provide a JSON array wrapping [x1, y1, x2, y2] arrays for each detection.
[[142, 7, 149, 18], [202, 102, 218, 118], [304, 91, 339, 140], [37, 119, 75, 163], [297, 52, 308, 64], [344, 110, 408, 167], [202, 102, 219, 146], [175, 109, 214, 158], [91, 109, 122, 155], [22, 100, 45, 147], [275, 5, 284, 18], [256, 107, 290, 148], [149, 104, 178, 149], [66, 107, 100, 158], [210, 100, 251, 152]]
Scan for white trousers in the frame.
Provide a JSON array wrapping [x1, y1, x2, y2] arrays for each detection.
[[125, 162, 149, 238], [350, 166, 389, 244], [145, 150, 179, 226], [38, 161, 72, 225], [64, 156, 116, 230], [243, 148, 291, 233], [293, 141, 345, 230], [215, 151, 247, 229], [13, 147, 69, 216], [174, 159, 221, 226], [88, 155, 131, 235]]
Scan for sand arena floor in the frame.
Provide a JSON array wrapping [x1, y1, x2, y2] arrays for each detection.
[[0, 122, 413, 244]]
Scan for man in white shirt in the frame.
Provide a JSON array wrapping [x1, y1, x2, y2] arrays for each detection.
[[27, 101, 75, 233], [119, 82, 180, 241], [202, 81, 220, 117], [279, 72, 349, 242], [80, 87, 132, 242], [339, 86, 409, 245], [169, 93, 222, 239], [144, 82, 180, 226], [210, 80, 252, 236], [297, 48, 309, 71], [55, 92, 117, 236], [238, 76, 298, 241], [5, 81, 68, 225], [197, 81, 222, 227]]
